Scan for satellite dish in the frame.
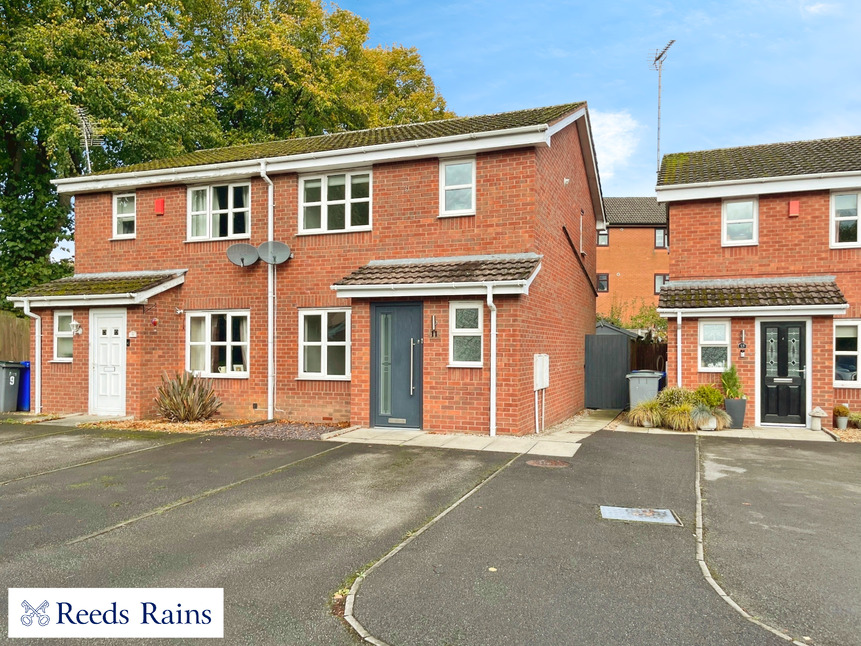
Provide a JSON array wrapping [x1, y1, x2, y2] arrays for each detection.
[[226, 243, 260, 267], [258, 241, 291, 265]]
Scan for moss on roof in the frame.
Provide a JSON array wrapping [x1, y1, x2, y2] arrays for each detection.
[[90, 102, 585, 177], [659, 135, 861, 186], [13, 274, 178, 298]]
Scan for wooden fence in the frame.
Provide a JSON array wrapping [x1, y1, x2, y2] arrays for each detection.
[[0, 311, 30, 362], [631, 341, 667, 372]]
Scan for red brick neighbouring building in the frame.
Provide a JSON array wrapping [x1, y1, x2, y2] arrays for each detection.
[[596, 197, 669, 319], [656, 135, 861, 429], [11, 103, 607, 435]]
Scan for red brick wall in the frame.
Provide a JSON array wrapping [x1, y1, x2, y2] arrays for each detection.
[[38, 128, 596, 433], [596, 226, 669, 317]]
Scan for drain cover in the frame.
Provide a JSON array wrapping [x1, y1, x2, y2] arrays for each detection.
[[526, 459, 570, 468], [599, 506, 681, 526]]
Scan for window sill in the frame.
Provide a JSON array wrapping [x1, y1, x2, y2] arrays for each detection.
[[184, 236, 251, 244], [720, 241, 758, 248], [49, 359, 73, 364], [194, 373, 249, 379], [834, 381, 861, 388], [448, 363, 483, 369], [438, 212, 475, 219], [295, 375, 351, 381], [295, 227, 372, 237], [830, 243, 861, 249], [110, 236, 136, 242], [698, 367, 727, 373]]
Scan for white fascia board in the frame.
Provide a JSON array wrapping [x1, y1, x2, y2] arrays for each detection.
[[545, 107, 586, 138], [332, 280, 532, 299], [7, 273, 186, 309], [53, 126, 550, 195], [656, 170, 861, 203], [570, 110, 608, 229], [657, 304, 848, 318]]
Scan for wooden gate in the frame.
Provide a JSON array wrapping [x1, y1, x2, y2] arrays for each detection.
[[585, 334, 630, 409]]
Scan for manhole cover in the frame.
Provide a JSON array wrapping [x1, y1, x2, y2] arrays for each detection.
[[599, 506, 681, 526], [526, 459, 570, 468]]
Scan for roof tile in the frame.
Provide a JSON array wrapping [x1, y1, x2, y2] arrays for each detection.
[[659, 278, 846, 309], [12, 272, 182, 298], [603, 197, 667, 225], [336, 255, 541, 286]]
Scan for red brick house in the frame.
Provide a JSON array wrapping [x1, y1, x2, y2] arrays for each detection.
[[655, 136, 861, 428], [596, 197, 669, 318], [10, 103, 606, 435]]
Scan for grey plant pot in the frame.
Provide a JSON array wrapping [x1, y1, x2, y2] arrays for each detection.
[[836, 416, 849, 430], [724, 398, 746, 429]]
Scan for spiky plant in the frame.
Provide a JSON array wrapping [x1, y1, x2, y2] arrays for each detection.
[[664, 403, 697, 432], [155, 372, 222, 422], [657, 386, 696, 409], [628, 398, 662, 428]]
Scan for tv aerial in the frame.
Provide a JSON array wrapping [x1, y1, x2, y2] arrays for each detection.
[[226, 243, 260, 267], [257, 241, 292, 265], [652, 40, 675, 175], [76, 107, 104, 174]]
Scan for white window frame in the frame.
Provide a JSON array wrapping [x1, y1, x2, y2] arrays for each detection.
[[721, 198, 758, 247], [54, 310, 74, 362], [439, 158, 476, 217], [297, 170, 372, 235], [186, 183, 251, 241], [830, 191, 861, 249], [112, 193, 136, 239], [834, 320, 861, 387], [297, 308, 352, 380], [597, 229, 609, 246], [185, 310, 250, 378], [655, 227, 668, 249], [698, 319, 731, 372], [654, 274, 669, 294], [449, 301, 483, 367]]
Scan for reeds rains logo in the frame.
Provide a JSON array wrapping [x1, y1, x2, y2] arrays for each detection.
[[8, 588, 223, 639]]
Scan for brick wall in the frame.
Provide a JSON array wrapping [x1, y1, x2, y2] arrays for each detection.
[[596, 226, 669, 317]]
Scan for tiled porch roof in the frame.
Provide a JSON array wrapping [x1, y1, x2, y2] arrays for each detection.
[[658, 277, 847, 309], [12, 270, 185, 298], [335, 253, 541, 286]]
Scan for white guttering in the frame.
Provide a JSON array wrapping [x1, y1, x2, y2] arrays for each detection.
[[22, 301, 41, 414], [53, 126, 551, 195], [656, 169, 861, 202], [260, 161, 275, 420], [486, 284, 498, 437], [676, 311, 682, 387], [657, 304, 848, 318]]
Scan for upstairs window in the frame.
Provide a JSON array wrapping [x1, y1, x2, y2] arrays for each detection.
[[655, 227, 668, 248], [188, 184, 250, 241], [597, 273, 609, 292], [440, 159, 475, 217], [299, 172, 371, 234], [597, 229, 609, 246], [832, 193, 859, 247], [721, 198, 758, 246], [113, 194, 136, 239], [654, 274, 670, 294], [54, 311, 74, 361]]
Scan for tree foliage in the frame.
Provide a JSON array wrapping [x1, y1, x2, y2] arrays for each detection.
[[0, 0, 450, 312], [597, 298, 668, 341]]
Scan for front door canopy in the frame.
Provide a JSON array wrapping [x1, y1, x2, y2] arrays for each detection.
[[332, 253, 541, 299]]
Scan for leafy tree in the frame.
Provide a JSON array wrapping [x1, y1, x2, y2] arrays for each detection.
[[0, 0, 450, 313], [597, 298, 668, 341]]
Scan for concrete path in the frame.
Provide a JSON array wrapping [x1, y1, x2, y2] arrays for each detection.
[[327, 409, 621, 457], [613, 419, 836, 442]]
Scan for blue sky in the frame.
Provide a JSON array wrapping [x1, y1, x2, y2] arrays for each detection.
[[345, 0, 861, 196]]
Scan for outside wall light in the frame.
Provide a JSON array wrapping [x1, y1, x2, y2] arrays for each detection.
[[69, 320, 83, 335]]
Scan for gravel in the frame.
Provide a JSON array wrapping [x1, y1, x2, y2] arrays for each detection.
[[209, 420, 348, 441]]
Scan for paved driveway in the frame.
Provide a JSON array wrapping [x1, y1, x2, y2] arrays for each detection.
[[0, 423, 512, 644]]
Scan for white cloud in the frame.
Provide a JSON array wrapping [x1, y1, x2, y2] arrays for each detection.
[[589, 110, 642, 182], [801, 2, 839, 16]]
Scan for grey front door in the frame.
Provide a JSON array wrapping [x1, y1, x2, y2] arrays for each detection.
[[371, 302, 423, 429], [761, 321, 806, 425]]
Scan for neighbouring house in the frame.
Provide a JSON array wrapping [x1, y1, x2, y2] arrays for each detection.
[[596, 197, 669, 319], [10, 103, 607, 435], [655, 135, 861, 429]]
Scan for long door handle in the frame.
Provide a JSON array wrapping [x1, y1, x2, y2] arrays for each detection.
[[410, 338, 415, 396]]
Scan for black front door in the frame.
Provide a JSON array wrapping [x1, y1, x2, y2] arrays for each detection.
[[761, 321, 806, 425], [370, 302, 423, 429]]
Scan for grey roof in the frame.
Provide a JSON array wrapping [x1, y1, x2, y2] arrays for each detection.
[[12, 270, 185, 298], [659, 135, 861, 186], [603, 197, 667, 226], [92, 103, 585, 176], [658, 276, 846, 309], [335, 254, 541, 286]]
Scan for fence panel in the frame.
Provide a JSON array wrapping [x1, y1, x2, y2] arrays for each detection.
[[0, 312, 30, 362]]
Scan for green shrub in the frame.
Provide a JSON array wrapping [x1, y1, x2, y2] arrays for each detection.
[[848, 412, 861, 428], [664, 403, 697, 432], [721, 365, 745, 399], [693, 384, 724, 408], [833, 404, 850, 417], [155, 372, 222, 422], [657, 387, 696, 408], [628, 399, 662, 427]]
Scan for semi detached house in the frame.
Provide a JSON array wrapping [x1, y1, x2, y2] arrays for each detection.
[[11, 103, 606, 436], [656, 135, 861, 429]]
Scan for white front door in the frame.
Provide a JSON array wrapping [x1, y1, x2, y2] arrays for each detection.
[[90, 309, 127, 416]]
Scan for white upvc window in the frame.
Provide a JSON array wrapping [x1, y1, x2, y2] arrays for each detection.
[[699, 319, 730, 372], [187, 184, 250, 241], [299, 171, 371, 234], [449, 301, 483, 367], [186, 311, 250, 377], [113, 193, 136, 239], [834, 320, 860, 386], [298, 309, 351, 379], [54, 310, 74, 361], [721, 198, 758, 246], [439, 158, 476, 217], [831, 192, 860, 248]]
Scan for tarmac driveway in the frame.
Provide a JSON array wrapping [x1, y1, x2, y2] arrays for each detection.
[[0, 423, 512, 644]]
